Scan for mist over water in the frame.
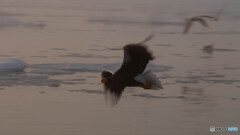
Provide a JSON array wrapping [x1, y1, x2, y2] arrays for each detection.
[[0, 0, 240, 135]]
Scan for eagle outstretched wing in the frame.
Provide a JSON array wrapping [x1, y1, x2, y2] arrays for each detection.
[[121, 44, 154, 78]]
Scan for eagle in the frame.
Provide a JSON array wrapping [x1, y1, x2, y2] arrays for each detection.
[[101, 35, 163, 106]]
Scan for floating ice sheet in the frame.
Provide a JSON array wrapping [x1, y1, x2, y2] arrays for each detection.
[[0, 58, 27, 72]]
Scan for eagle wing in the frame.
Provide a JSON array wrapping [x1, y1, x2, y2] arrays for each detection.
[[121, 44, 154, 78], [104, 78, 126, 107]]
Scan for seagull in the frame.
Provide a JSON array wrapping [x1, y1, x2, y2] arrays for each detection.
[[183, 17, 209, 34], [101, 35, 163, 106], [183, 1, 232, 34]]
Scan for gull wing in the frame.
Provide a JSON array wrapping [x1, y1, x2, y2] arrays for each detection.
[[183, 20, 193, 34]]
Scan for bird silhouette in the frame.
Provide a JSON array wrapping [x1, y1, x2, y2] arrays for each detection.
[[183, 17, 209, 34], [101, 35, 162, 106]]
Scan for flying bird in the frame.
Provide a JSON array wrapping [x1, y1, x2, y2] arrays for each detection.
[[194, 1, 232, 21], [183, 1, 232, 34], [183, 17, 209, 34], [101, 35, 163, 106]]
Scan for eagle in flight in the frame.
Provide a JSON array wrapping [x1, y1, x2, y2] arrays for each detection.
[[101, 35, 163, 106]]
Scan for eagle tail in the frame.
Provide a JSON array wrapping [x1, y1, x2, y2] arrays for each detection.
[[134, 70, 163, 90]]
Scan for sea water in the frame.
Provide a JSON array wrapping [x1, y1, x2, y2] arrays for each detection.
[[0, 0, 240, 135]]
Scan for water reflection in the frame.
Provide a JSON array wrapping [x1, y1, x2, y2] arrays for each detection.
[[174, 70, 240, 86], [68, 89, 104, 94], [181, 86, 206, 105], [0, 11, 47, 29], [132, 93, 185, 99]]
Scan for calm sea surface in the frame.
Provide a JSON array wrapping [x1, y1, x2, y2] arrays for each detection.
[[0, 0, 240, 135]]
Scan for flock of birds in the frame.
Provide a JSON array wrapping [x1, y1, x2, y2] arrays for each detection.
[[100, 2, 232, 106]]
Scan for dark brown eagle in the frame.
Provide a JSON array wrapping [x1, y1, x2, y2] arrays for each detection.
[[101, 35, 163, 106]]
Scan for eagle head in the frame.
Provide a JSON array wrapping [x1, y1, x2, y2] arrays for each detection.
[[101, 70, 113, 83]]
